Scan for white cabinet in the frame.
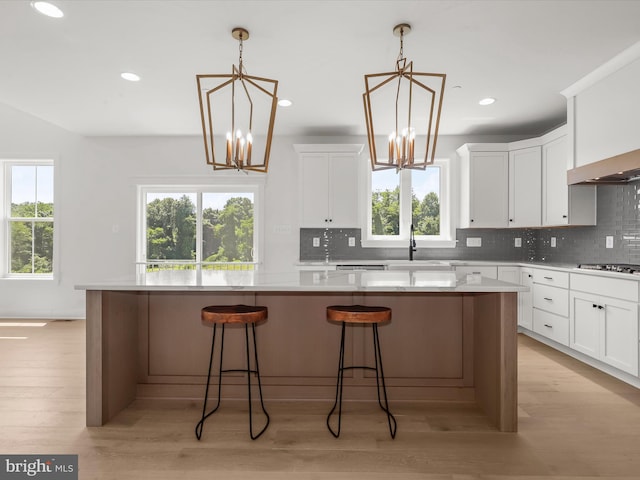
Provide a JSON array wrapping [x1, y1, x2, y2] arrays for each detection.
[[497, 265, 533, 330], [542, 134, 596, 226], [458, 147, 509, 228], [497, 265, 520, 284], [455, 265, 498, 279], [457, 128, 595, 229], [531, 268, 570, 346], [562, 44, 640, 168], [569, 273, 639, 376], [296, 145, 363, 228], [508, 146, 541, 227], [518, 268, 533, 330]]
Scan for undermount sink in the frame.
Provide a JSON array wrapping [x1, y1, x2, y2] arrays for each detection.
[[386, 260, 453, 271]]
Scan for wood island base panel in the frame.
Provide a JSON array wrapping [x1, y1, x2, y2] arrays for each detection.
[[79, 270, 523, 432]]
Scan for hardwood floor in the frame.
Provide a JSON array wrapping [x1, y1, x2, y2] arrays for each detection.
[[1, 319, 640, 479]]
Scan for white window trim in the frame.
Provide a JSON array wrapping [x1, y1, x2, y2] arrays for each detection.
[[1, 158, 57, 280], [136, 181, 264, 267], [360, 158, 456, 248]]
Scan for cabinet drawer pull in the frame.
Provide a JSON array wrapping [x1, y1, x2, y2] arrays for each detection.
[[543, 276, 553, 280], [544, 324, 553, 328], [543, 297, 553, 301]]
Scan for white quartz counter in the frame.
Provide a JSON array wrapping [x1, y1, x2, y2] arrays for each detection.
[[76, 269, 527, 293]]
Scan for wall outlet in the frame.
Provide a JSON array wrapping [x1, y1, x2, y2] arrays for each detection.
[[348, 237, 356, 247], [606, 235, 614, 248], [550, 237, 556, 248], [514, 237, 522, 248], [273, 224, 291, 234], [312, 237, 320, 247], [466, 237, 482, 247]]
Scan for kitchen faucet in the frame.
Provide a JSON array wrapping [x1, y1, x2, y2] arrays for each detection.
[[409, 223, 417, 261]]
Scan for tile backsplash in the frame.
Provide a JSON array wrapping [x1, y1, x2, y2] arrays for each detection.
[[300, 183, 640, 265]]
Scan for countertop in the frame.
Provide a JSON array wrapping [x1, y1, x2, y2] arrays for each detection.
[[75, 269, 527, 293]]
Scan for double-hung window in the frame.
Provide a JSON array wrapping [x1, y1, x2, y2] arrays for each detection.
[[363, 159, 454, 247], [2, 161, 55, 277], [138, 184, 262, 271]]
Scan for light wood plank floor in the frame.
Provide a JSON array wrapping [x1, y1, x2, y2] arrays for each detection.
[[1, 319, 640, 479]]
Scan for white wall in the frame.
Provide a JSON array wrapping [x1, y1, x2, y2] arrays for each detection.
[[0, 102, 529, 318], [0, 103, 94, 318]]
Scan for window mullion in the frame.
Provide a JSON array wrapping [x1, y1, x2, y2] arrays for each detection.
[[399, 170, 412, 239], [195, 191, 203, 266], [31, 220, 35, 274]]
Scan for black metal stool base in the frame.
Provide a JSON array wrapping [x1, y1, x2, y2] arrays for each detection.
[[326, 322, 397, 439], [195, 322, 270, 440]]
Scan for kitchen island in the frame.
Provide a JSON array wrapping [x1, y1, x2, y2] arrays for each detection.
[[77, 269, 526, 431]]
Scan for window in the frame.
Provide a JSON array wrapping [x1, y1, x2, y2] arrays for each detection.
[[363, 159, 454, 247], [2, 161, 55, 277], [138, 184, 262, 271]]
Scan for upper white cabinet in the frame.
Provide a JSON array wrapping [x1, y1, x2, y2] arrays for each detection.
[[562, 43, 640, 168], [295, 144, 363, 228], [458, 146, 509, 228], [509, 146, 541, 227], [542, 132, 596, 226], [458, 126, 596, 229]]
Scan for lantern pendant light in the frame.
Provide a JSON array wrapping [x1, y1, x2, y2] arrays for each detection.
[[363, 23, 446, 171], [196, 27, 278, 172]]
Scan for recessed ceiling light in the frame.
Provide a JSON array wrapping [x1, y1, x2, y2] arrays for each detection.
[[479, 97, 496, 106], [121, 72, 141, 82], [31, 1, 64, 18], [278, 99, 292, 107]]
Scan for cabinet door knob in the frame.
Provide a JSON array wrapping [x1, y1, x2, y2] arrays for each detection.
[[562, 215, 568, 218], [528, 274, 532, 278], [470, 219, 474, 222], [598, 305, 604, 310], [509, 219, 513, 222], [592, 304, 598, 308]]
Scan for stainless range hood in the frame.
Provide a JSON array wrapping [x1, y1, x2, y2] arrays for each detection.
[[567, 149, 640, 185]]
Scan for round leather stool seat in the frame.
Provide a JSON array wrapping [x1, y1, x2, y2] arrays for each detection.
[[201, 305, 268, 325], [326, 305, 391, 324]]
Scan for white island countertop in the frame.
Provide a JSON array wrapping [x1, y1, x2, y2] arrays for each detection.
[[76, 269, 527, 293]]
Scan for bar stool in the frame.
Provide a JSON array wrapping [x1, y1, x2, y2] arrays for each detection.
[[326, 305, 397, 439], [195, 304, 270, 440]]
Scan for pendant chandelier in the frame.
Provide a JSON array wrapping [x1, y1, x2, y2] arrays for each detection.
[[363, 23, 446, 171], [196, 27, 278, 172]]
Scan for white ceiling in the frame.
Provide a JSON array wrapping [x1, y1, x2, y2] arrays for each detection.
[[1, 0, 639, 138]]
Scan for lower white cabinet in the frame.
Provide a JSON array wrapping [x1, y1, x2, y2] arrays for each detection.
[[530, 267, 570, 345], [570, 291, 639, 376], [518, 268, 533, 330], [455, 265, 498, 279], [533, 308, 569, 346]]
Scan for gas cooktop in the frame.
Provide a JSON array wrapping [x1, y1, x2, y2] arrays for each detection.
[[578, 264, 640, 275]]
